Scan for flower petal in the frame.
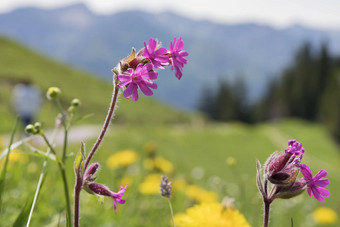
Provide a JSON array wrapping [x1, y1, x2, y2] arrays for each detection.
[[316, 187, 330, 198], [131, 84, 139, 101], [139, 82, 153, 96], [314, 169, 327, 180], [314, 178, 329, 187], [123, 83, 135, 99], [311, 186, 325, 202], [300, 164, 313, 180]]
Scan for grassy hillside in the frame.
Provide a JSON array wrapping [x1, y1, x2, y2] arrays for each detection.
[[1, 119, 339, 226], [0, 36, 193, 132]]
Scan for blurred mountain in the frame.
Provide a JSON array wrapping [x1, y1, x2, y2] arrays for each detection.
[[1, 3, 340, 109]]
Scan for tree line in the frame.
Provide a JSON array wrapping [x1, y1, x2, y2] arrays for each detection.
[[199, 43, 340, 142]]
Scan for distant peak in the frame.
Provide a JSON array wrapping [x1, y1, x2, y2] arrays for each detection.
[[52, 2, 93, 14]]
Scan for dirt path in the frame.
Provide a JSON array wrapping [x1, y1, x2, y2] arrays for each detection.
[[1, 124, 102, 147]]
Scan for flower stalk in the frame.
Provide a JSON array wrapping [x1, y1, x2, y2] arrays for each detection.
[[74, 77, 120, 227]]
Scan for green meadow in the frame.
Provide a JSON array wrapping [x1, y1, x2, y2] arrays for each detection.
[[1, 37, 339, 226]]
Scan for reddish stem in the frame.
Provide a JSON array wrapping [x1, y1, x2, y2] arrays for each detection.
[[73, 78, 120, 227]]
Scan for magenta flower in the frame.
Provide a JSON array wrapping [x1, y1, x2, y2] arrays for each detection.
[[118, 63, 158, 101], [285, 139, 305, 156], [169, 37, 188, 79], [300, 164, 329, 202], [88, 183, 128, 213], [144, 38, 169, 69]]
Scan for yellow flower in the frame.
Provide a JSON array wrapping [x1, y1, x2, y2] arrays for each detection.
[[139, 173, 162, 195], [312, 207, 338, 225], [185, 185, 218, 203], [143, 157, 174, 174], [106, 150, 138, 169], [0, 150, 28, 168], [226, 157, 236, 167], [174, 202, 251, 227]]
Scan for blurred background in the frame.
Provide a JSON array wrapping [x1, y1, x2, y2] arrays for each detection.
[[0, 0, 339, 226]]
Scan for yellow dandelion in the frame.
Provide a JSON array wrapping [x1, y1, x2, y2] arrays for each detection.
[[106, 150, 138, 169], [226, 157, 236, 167], [119, 175, 134, 187], [185, 185, 218, 203], [139, 173, 162, 195], [174, 202, 251, 227], [143, 157, 174, 174], [312, 207, 338, 225]]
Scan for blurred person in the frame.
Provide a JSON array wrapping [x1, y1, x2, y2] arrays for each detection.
[[12, 79, 42, 127]]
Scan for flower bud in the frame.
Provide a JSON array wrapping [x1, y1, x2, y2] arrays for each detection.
[[46, 87, 61, 100], [71, 98, 81, 107], [34, 122, 42, 133], [84, 162, 99, 182], [25, 124, 36, 134], [268, 168, 299, 186], [275, 181, 307, 199]]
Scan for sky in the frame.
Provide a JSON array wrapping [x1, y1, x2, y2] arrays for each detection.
[[1, 0, 340, 29]]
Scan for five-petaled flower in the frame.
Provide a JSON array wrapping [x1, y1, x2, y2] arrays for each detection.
[[300, 164, 330, 202], [144, 38, 169, 69], [88, 183, 128, 213], [118, 63, 158, 101], [169, 37, 189, 80]]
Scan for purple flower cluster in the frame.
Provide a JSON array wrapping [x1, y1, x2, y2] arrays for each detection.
[[262, 140, 329, 203], [117, 37, 188, 101]]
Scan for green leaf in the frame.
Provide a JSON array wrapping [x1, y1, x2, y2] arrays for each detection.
[[13, 196, 34, 227], [0, 117, 18, 211], [74, 142, 85, 175]]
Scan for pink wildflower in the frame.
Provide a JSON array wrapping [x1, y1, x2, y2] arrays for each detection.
[[88, 183, 128, 213], [143, 38, 169, 69], [285, 139, 305, 156], [300, 164, 329, 202], [169, 37, 188, 79], [118, 63, 158, 101]]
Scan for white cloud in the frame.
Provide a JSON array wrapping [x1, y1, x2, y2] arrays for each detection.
[[1, 0, 340, 29]]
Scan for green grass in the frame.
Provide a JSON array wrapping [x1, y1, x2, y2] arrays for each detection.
[[1, 119, 339, 226], [0, 36, 194, 133]]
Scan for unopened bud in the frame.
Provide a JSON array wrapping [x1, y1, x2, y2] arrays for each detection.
[[34, 122, 42, 133], [275, 181, 307, 199], [71, 99, 81, 107], [46, 87, 61, 100], [268, 167, 299, 186], [25, 124, 36, 134], [84, 162, 100, 182]]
